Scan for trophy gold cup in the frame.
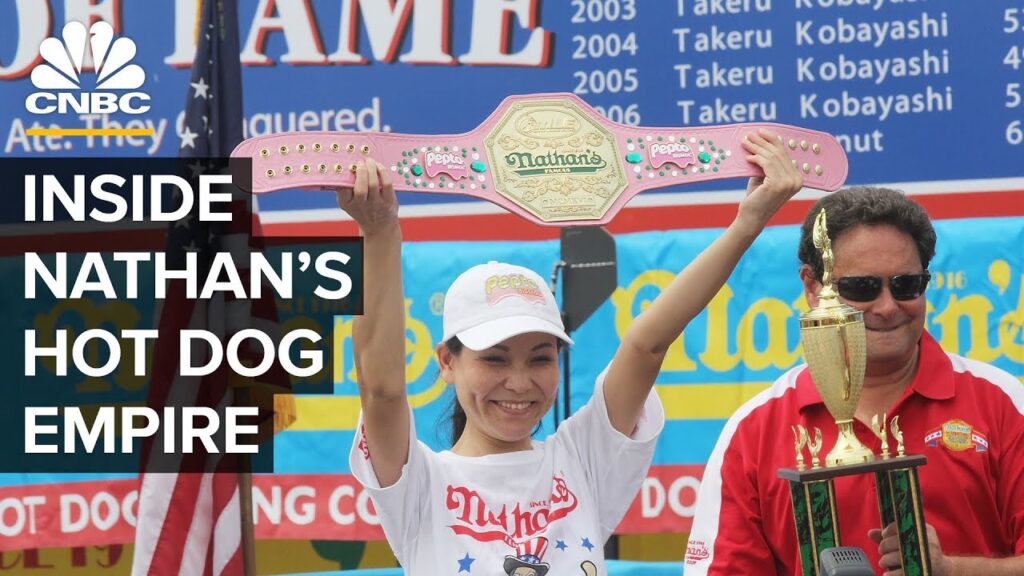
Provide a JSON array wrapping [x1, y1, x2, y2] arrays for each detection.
[[778, 209, 933, 576], [800, 208, 873, 468]]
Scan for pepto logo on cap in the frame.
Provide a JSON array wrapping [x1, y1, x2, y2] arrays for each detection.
[[484, 274, 545, 306]]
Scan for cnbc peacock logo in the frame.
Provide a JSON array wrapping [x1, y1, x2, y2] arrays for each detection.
[[25, 20, 152, 130]]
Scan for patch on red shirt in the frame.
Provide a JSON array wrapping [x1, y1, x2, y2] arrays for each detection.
[[925, 419, 989, 452], [686, 540, 710, 565]]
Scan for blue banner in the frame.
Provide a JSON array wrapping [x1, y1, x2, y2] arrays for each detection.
[[1, 0, 1022, 222]]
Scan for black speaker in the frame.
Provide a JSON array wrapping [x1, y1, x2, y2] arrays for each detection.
[[559, 226, 616, 333]]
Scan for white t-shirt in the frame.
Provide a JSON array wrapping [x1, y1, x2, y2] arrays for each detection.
[[350, 370, 664, 576]]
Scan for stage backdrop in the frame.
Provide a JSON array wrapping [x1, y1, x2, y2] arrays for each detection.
[[1, 217, 1022, 555], [1, 1, 1023, 573]]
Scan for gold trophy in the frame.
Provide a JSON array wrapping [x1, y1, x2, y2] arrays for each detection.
[[778, 209, 932, 576], [798, 209, 873, 467]]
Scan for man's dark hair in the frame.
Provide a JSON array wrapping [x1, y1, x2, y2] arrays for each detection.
[[798, 186, 937, 281]]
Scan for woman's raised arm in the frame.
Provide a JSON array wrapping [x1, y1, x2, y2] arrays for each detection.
[[602, 130, 804, 436], [337, 159, 408, 487]]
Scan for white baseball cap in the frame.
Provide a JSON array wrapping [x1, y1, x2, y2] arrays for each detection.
[[441, 261, 573, 351]]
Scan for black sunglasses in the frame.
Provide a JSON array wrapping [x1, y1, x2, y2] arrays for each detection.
[[834, 272, 931, 302]]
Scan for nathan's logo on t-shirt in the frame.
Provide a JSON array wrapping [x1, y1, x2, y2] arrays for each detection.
[[484, 274, 546, 306], [445, 476, 578, 544], [685, 540, 710, 565], [925, 419, 989, 452], [357, 425, 371, 460]]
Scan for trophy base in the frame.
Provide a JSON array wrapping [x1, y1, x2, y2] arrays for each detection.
[[826, 420, 876, 468], [779, 455, 932, 576], [825, 445, 875, 468]]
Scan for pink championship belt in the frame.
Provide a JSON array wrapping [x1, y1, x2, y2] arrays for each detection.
[[231, 93, 848, 227]]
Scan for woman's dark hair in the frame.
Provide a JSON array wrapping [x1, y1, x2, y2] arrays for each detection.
[[797, 186, 937, 281], [445, 337, 469, 446], [443, 335, 563, 447]]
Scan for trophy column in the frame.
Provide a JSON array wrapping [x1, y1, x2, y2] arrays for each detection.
[[787, 477, 840, 576], [875, 460, 932, 576]]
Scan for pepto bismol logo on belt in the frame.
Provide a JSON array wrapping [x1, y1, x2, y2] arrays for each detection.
[[26, 21, 151, 116]]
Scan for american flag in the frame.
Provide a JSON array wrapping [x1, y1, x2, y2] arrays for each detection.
[[131, 1, 289, 574]]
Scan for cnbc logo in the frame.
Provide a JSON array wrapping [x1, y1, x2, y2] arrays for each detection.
[[25, 21, 153, 137]]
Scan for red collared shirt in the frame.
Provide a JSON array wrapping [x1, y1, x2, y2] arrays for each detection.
[[686, 332, 1024, 576]]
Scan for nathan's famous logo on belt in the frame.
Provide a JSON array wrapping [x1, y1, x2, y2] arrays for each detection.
[[504, 149, 608, 176], [485, 99, 626, 223]]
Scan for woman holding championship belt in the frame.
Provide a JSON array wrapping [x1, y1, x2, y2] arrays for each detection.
[[336, 129, 802, 575]]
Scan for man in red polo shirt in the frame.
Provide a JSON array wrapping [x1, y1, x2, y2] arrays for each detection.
[[686, 187, 1024, 575]]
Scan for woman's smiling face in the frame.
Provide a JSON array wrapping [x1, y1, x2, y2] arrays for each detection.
[[439, 332, 561, 454]]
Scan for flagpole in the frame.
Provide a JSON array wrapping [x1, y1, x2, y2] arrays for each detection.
[[214, 0, 258, 568], [236, 387, 257, 576], [131, 0, 269, 573], [239, 470, 257, 576]]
